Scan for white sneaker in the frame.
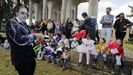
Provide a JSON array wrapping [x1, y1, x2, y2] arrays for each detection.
[[111, 70, 115, 74]]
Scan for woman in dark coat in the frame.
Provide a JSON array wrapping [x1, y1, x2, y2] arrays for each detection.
[[40, 20, 47, 34], [113, 13, 133, 41], [65, 18, 73, 39]]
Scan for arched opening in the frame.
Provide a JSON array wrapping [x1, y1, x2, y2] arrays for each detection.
[[77, 2, 88, 20]]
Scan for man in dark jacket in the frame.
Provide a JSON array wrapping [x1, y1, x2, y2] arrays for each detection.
[[81, 12, 96, 41], [6, 6, 36, 75]]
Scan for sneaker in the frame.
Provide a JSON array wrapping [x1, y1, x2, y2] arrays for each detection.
[[83, 64, 89, 69], [63, 68, 66, 71], [104, 65, 107, 69], [92, 63, 96, 66], [52, 62, 54, 64], [62, 66, 66, 71], [111, 70, 115, 74], [121, 72, 124, 75], [86, 64, 89, 68]]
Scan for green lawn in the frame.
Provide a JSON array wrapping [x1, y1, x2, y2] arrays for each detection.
[[124, 43, 133, 51], [0, 47, 84, 75]]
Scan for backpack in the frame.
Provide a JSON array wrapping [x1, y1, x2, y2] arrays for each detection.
[[84, 17, 97, 29], [90, 17, 97, 26]]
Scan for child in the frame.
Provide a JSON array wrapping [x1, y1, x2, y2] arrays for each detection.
[[47, 38, 57, 64], [60, 34, 70, 49], [33, 33, 46, 60], [111, 39, 125, 75], [44, 32, 50, 46], [3, 39, 10, 49], [57, 40, 65, 55], [71, 38, 79, 50], [49, 37, 57, 48], [55, 40, 66, 61], [50, 48, 58, 64], [55, 33, 62, 43], [60, 47, 71, 71], [94, 37, 108, 68], [77, 33, 97, 68], [85, 34, 98, 67]]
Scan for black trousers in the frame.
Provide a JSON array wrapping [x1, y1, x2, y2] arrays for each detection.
[[115, 30, 126, 41], [96, 30, 100, 42], [14, 61, 36, 75], [87, 29, 96, 41]]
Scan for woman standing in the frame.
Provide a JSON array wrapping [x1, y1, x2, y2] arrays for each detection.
[[47, 19, 55, 34], [113, 13, 133, 41], [40, 19, 48, 34], [65, 18, 73, 39]]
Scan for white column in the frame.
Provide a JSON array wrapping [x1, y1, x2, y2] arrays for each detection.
[[42, 0, 47, 20], [88, 0, 98, 17], [35, 3, 39, 22], [74, 6, 78, 20], [47, 1, 53, 19], [65, 0, 72, 20], [38, 4, 42, 21], [61, 0, 66, 23], [29, 0, 33, 26], [57, 12, 60, 23]]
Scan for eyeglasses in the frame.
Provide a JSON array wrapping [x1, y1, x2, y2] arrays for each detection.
[[20, 12, 28, 15]]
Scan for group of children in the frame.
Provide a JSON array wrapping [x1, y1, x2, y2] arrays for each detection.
[[75, 33, 125, 74], [32, 30, 125, 74], [33, 32, 71, 71]]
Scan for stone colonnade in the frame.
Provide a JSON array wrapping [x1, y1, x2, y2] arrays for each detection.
[[28, 0, 129, 41], [29, 0, 98, 24]]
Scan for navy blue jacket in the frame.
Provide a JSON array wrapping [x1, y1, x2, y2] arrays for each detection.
[[6, 18, 36, 66], [81, 17, 96, 30]]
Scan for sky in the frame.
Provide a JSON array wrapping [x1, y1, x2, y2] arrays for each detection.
[[78, 0, 133, 29]]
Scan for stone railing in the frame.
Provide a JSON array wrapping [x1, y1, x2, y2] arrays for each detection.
[[69, 50, 133, 75]]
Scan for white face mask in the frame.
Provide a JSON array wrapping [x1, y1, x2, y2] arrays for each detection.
[[16, 8, 28, 22]]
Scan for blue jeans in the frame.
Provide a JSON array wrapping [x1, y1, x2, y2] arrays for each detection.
[[59, 58, 67, 68], [94, 52, 108, 66], [101, 28, 112, 43], [48, 55, 56, 63], [63, 59, 67, 68], [51, 56, 56, 63], [112, 55, 125, 73], [48, 55, 52, 62]]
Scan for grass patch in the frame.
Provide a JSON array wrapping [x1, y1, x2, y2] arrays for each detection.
[[0, 47, 84, 75], [124, 43, 133, 51]]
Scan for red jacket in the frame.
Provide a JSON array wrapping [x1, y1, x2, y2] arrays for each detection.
[[116, 46, 124, 56]]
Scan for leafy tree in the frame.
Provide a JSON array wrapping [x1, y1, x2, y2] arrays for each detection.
[[127, 5, 133, 17], [127, 5, 133, 38], [0, 0, 30, 31]]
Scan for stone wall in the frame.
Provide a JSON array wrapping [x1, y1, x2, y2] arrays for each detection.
[[69, 50, 133, 75]]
